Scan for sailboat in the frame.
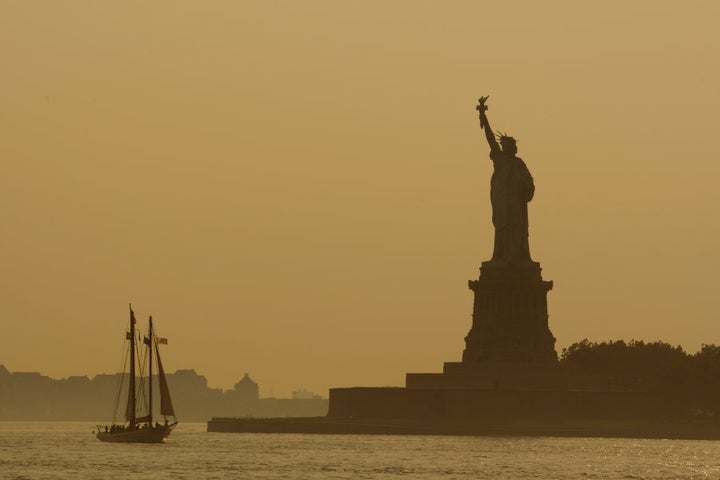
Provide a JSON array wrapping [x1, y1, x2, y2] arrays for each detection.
[[97, 305, 178, 443]]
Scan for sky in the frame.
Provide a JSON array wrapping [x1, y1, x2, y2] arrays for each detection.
[[2, 1, 719, 397]]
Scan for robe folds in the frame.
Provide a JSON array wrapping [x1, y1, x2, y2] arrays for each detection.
[[489, 149, 534, 263]]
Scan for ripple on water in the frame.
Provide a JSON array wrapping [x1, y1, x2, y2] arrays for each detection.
[[1, 423, 719, 479]]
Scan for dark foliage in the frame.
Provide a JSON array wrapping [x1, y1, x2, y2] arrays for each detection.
[[560, 339, 720, 412]]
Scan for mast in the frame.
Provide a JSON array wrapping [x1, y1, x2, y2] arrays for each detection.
[[126, 304, 137, 428], [148, 315, 153, 426]]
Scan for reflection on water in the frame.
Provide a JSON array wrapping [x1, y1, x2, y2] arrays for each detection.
[[1, 422, 719, 479]]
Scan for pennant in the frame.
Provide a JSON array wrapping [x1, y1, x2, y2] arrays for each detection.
[[157, 337, 168, 345]]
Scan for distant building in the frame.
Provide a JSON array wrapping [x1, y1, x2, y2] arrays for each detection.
[[233, 373, 259, 400], [0, 366, 327, 421], [291, 389, 320, 400], [62, 375, 90, 385], [170, 369, 208, 389]]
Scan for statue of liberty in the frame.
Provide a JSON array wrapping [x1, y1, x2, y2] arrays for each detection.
[[476, 96, 535, 265]]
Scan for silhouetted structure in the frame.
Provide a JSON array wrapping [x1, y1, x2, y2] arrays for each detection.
[[407, 97, 557, 389], [207, 98, 720, 438], [466, 96, 556, 362], [232, 373, 259, 400], [477, 96, 535, 266], [0, 364, 326, 421], [96, 308, 177, 443]]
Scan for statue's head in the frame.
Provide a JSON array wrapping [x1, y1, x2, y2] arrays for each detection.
[[498, 135, 517, 155]]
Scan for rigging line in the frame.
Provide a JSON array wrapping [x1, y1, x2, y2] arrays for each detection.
[[137, 343, 148, 378], [111, 331, 130, 422], [115, 326, 129, 378], [133, 336, 144, 418], [112, 342, 129, 424], [136, 341, 149, 415]]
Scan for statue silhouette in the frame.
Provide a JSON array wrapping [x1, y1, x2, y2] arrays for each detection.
[[476, 97, 534, 265]]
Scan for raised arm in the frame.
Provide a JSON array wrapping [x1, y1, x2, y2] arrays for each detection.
[[477, 96, 500, 154]]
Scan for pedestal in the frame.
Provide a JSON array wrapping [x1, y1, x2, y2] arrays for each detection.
[[462, 260, 557, 364]]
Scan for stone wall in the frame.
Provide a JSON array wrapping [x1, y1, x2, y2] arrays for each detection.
[[328, 387, 684, 420]]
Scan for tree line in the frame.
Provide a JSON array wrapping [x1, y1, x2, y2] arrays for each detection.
[[560, 339, 720, 413]]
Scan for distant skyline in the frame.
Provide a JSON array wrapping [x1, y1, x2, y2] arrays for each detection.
[[2, 1, 719, 397], [0, 362, 315, 398]]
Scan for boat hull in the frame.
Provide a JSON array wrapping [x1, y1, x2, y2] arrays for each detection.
[[96, 424, 176, 443]]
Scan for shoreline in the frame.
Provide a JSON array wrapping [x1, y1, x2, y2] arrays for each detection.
[[207, 416, 720, 441]]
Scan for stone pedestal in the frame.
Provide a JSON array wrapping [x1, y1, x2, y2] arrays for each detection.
[[462, 260, 557, 364], [404, 260, 559, 390], [405, 362, 566, 390]]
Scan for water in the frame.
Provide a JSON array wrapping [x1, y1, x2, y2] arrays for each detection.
[[1, 422, 719, 479]]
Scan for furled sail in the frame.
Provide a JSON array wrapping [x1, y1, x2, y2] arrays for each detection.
[[156, 344, 175, 417]]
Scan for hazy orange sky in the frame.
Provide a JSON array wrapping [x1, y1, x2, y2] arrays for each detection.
[[2, 1, 719, 397]]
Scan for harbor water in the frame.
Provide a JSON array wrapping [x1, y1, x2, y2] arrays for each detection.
[[1, 422, 719, 479]]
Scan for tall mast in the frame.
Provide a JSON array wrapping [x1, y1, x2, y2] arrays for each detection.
[[148, 315, 153, 426], [127, 303, 136, 428]]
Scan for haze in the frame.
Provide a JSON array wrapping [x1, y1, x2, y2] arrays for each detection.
[[2, 1, 719, 397]]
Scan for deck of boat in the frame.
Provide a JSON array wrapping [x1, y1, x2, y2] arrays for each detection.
[[97, 423, 176, 443]]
